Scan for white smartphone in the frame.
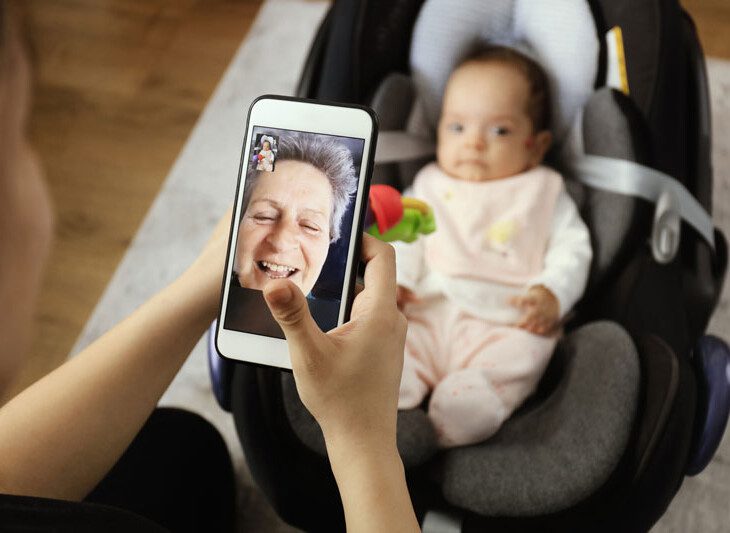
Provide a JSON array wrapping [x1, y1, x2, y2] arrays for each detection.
[[215, 95, 378, 369]]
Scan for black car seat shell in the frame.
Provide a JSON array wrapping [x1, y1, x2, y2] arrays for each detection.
[[225, 1, 728, 531]]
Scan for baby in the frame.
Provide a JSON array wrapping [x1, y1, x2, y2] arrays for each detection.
[[394, 46, 592, 448], [256, 138, 275, 172]]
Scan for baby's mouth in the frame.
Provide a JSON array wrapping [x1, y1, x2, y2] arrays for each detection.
[[256, 260, 299, 279], [461, 159, 487, 166]]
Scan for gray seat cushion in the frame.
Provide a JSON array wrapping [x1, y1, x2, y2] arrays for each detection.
[[283, 320, 640, 517], [439, 320, 640, 516], [282, 374, 439, 468], [409, 0, 599, 146]]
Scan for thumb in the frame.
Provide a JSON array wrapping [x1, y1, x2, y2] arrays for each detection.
[[263, 279, 325, 360]]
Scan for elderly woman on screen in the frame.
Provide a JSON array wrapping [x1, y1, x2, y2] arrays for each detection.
[[234, 132, 358, 295]]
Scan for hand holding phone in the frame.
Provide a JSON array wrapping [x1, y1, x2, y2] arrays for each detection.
[[262, 234, 406, 441], [216, 96, 378, 369]]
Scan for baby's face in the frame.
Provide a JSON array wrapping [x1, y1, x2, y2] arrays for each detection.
[[437, 60, 549, 182]]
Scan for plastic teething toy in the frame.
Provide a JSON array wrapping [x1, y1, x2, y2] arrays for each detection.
[[365, 184, 436, 242]]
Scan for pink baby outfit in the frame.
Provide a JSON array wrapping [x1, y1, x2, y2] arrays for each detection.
[[394, 163, 592, 448]]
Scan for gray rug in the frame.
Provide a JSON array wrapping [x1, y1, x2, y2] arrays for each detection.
[[71, 1, 730, 529]]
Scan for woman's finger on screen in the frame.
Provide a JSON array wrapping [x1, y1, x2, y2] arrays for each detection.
[[359, 234, 397, 305], [263, 278, 327, 370]]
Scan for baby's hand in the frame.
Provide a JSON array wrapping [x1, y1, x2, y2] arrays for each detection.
[[396, 285, 419, 310], [510, 285, 560, 336]]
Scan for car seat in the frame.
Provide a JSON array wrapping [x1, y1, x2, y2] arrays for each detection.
[[208, 0, 730, 531]]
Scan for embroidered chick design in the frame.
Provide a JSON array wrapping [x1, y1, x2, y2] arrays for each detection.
[[484, 219, 517, 254]]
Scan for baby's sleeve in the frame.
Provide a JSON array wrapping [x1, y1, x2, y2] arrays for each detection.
[[528, 185, 593, 318]]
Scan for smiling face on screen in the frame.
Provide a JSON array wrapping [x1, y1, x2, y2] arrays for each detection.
[[234, 160, 333, 295]]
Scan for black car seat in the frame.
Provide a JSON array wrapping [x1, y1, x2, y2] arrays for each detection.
[[220, 1, 729, 531]]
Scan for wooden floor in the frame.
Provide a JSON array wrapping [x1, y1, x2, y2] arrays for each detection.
[[683, 0, 730, 59], [6, 0, 730, 399]]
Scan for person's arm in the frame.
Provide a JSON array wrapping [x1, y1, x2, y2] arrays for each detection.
[[325, 433, 415, 533], [0, 214, 230, 501], [264, 234, 420, 532]]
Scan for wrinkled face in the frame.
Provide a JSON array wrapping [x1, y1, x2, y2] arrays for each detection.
[[234, 160, 333, 295], [436, 60, 547, 182]]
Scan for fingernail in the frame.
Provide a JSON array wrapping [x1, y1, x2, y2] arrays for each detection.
[[266, 284, 293, 306]]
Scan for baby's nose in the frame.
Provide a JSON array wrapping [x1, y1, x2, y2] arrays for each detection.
[[466, 131, 487, 149]]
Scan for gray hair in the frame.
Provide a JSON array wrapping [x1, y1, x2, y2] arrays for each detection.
[[241, 131, 358, 242]]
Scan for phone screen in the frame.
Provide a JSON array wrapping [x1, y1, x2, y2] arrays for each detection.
[[223, 126, 366, 338]]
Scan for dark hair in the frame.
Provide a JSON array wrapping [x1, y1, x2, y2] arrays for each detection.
[[462, 45, 552, 133], [241, 132, 358, 242]]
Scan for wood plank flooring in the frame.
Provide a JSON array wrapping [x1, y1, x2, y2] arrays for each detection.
[[684, 0, 730, 59], [6, 0, 730, 401]]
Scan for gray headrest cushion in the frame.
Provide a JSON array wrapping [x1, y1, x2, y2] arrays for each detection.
[[410, 0, 599, 146]]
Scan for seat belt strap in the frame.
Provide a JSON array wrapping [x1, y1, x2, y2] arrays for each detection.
[[568, 154, 715, 250], [373, 129, 716, 261]]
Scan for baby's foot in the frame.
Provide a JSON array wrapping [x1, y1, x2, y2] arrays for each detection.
[[428, 370, 507, 448]]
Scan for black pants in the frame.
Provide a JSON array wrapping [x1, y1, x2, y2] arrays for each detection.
[[86, 407, 236, 531], [0, 408, 236, 532]]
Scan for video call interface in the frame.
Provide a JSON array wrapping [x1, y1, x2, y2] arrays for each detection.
[[224, 126, 366, 339]]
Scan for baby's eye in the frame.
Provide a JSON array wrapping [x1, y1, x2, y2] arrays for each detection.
[[447, 122, 464, 133], [489, 126, 511, 136]]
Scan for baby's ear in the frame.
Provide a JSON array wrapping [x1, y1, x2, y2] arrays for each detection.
[[530, 130, 552, 166]]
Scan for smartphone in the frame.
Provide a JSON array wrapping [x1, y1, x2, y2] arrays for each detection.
[[215, 95, 378, 369]]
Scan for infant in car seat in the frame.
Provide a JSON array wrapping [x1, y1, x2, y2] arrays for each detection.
[[394, 46, 593, 448]]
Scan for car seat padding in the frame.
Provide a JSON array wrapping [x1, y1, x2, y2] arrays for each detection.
[[560, 87, 653, 294], [439, 321, 640, 516], [281, 374, 440, 469], [409, 0, 599, 146], [281, 321, 640, 516]]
